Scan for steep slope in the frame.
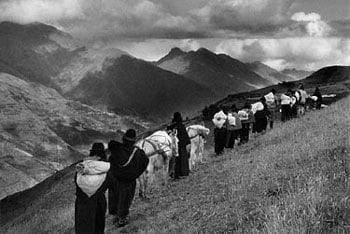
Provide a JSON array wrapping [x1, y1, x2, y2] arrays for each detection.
[[303, 65, 350, 84], [157, 47, 274, 98], [68, 55, 216, 121], [0, 73, 147, 199], [281, 68, 312, 80], [2, 96, 349, 233], [246, 61, 295, 83]]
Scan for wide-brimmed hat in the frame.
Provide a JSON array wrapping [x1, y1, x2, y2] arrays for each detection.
[[122, 129, 137, 143]]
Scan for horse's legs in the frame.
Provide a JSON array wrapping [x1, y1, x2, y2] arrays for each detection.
[[138, 173, 145, 198], [190, 141, 196, 171], [162, 157, 169, 186], [199, 138, 204, 163]]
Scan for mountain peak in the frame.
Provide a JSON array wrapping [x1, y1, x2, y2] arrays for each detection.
[[168, 47, 185, 56], [196, 47, 213, 54]]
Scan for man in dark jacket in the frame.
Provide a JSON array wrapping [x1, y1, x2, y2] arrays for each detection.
[[108, 129, 149, 228], [171, 112, 191, 178]]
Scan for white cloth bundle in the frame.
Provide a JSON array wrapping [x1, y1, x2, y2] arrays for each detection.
[[76, 160, 110, 197], [227, 113, 236, 126], [238, 110, 249, 120], [264, 92, 275, 105], [281, 94, 292, 105], [212, 110, 227, 129], [311, 96, 318, 101], [251, 102, 264, 114]]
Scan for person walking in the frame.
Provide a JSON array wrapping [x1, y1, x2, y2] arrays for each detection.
[[296, 84, 308, 116], [280, 90, 292, 122], [212, 107, 227, 155], [171, 112, 191, 179], [313, 87, 323, 109], [264, 89, 277, 129], [108, 130, 149, 228], [238, 103, 254, 144], [225, 105, 241, 149], [75, 143, 111, 234]]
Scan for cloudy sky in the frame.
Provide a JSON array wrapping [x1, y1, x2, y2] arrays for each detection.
[[0, 0, 349, 71]]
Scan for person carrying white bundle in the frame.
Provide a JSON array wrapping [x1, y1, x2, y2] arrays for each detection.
[[212, 108, 227, 155], [75, 142, 111, 234], [225, 105, 241, 149], [264, 89, 277, 129]]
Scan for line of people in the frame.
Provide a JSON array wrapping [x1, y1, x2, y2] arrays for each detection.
[[74, 129, 149, 233], [73, 85, 323, 233], [74, 112, 192, 233], [212, 85, 323, 156]]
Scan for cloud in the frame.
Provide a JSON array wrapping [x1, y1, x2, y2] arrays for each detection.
[[179, 39, 201, 51], [290, 12, 330, 37], [216, 37, 350, 71], [0, 0, 83, 24], [192, 0, 296, 36], [0, 0, 346, 40]]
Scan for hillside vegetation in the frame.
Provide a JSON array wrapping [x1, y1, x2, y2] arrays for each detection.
[[2, 96, 349, 233]]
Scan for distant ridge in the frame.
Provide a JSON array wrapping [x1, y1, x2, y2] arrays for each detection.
[[246, 61, 295, 83], [69, 55, 216, 120], [157, 47, 275, 98], [304, 65, 350, 84], [281, 68, 312, 80]]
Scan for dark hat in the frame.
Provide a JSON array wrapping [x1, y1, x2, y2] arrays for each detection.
[[230, 104, 238, 112], [108, 140, 121, 152], [122, 129, 137, 143], [271, 88, 276, 94], [90, 142, 105, 153], [243, 102, 251, 109], [172, 112, 183, 123]]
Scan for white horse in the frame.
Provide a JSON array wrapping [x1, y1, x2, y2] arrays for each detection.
[[135, 130, 178, 198], [186, 125, 210, 171]]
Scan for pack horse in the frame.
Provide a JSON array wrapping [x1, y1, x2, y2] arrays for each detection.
[[135, 130, 179, 198], [186, 125, 210, 171]]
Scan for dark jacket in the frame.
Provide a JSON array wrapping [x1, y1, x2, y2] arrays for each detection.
[[109, 142, 149, 182]]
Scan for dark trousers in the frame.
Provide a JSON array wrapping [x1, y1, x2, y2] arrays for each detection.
[[254, 117, 267, 133], [268, 108, 275, 129], [281, 105, 290, 122], [225, 130, 236, 149], [240, 123, 250, 143], [75, 195, 106, 234], [109, 179, 136, 220], [175, 146, 189, 177], [214, 127, 226, 155]]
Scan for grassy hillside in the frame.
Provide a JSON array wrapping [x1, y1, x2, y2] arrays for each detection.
[[2, 96, 349, 233]]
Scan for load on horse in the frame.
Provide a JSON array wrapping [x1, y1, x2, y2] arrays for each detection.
[[186, 124, 210, 171], [135, 129, 179, 198]]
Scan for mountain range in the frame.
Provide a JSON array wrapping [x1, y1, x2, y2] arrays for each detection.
[[0, 21, 334, 199], [157, 47, 275, 97], [0, 21, 304, 121]]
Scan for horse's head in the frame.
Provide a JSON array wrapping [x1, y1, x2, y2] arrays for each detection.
[[167, 129, 179, 157]]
